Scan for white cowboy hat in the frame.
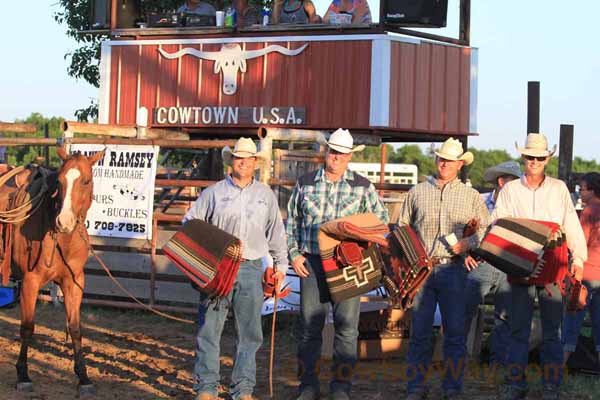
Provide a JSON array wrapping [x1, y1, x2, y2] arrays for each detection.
[[515, 133, 556, 157], [326, 128, 365, 154], [222, 137, 268, 165], [483, 160, 522, 183], [432, 137, 474, 165]]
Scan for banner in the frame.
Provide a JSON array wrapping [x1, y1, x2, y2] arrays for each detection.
[[71, 144, 159, 240]]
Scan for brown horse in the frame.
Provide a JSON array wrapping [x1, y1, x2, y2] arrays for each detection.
[[9, 147, 104, 396]]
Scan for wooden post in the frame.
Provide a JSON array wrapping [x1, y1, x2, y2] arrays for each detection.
[[150, 214, 159, 307], [459, 137, 469, 182], [44, 123, 50, 166], [459, 0, 471, 45], [527, 81, 540, 134], [558, 124, 574, 188], [379, 144, 387, 196]]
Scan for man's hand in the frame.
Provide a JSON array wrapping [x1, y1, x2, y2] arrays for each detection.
[[573, 264, 584, 282], [464, 255, 479, 272], [450, 238, 471, 255], [291, 255, 310, 278], [273, 270, 285, 290]]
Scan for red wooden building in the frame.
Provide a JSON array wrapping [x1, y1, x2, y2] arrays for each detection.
[[99, 25, 477, 142]]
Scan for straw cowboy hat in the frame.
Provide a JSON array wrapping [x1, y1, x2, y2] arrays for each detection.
[[431, 137, 474, 165], [515, 133, 557, 157], [483, 160, 522, 183], [326, 128, 365, 154], [222, 137, 268, 165]]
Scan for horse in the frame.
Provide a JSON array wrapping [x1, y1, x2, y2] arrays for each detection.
[[5, 146, 104, 396]]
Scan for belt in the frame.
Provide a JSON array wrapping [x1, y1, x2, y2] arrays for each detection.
[[430, 256, 461, 267]]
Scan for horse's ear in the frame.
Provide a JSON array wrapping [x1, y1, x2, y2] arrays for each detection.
[[88, 149, 106, 166], [56, 146, 68, 161]]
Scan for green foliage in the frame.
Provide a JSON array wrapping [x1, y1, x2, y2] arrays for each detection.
[[2, 113, 65, 167], [353, 144, 600, 188]]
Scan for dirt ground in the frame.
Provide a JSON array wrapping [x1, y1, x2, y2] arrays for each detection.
[[0, 302, 596, 400]]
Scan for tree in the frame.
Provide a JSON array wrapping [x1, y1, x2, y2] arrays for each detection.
[[3, 113, 65, 166], [54, 1, 181, 121]]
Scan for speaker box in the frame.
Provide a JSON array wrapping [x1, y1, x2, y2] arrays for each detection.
[[116, 0, 141, 29], [90, 0, 141, 29], [89, 0, 110, 29], [383, 0, 448, 28]]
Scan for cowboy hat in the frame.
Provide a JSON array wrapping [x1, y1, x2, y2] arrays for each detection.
[[432, 137, 474, 165], [515, 133, 556, 157], [222, 137, 268, 165], [483, 161, 522, 183], [326, 128, 365, 154]]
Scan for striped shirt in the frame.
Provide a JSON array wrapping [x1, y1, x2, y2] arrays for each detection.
[[398, 176, 490, 258], [286, 168, 389, 260], [183, 175, 289, 273]]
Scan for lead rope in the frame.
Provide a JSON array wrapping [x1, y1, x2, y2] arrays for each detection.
[[77, 223, 194, 324], [269, 272, 280, 398]]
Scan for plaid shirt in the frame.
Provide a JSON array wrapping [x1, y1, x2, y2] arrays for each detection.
[[286, 168, 389, 260], [398, 176, 490, 258]]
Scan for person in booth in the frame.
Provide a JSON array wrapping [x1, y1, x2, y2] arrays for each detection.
[[177, 0, 216, 16], [272, 0, 322, 24], [286, 128, 388, 400], [183, 137, 288, 400], [322, 0, 372, 24], [398, 138, 490, 400]]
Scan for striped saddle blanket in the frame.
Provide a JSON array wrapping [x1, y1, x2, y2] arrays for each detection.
[[318, 214, 388, 303], [472, 218, 569, 286], [163, 219, 242, 298], [387, 225, 432, 309]]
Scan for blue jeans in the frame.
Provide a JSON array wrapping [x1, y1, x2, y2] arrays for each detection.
[[563, 279, 600, 353], [407, 262, 467, 395], [193, 260, 264, 399], [297, 254, 361, 395], [464, 262, 511, 365], [506, 283, 564, 390]]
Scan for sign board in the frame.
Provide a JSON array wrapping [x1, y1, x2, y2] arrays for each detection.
[[71, 144, 159, 240], [153, 106, 306, 126]]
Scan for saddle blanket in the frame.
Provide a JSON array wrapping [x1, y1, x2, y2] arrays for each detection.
[[163, 219, 242, 298]]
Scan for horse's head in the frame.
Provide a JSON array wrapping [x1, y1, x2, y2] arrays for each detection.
[[55, 146, 105, 234]]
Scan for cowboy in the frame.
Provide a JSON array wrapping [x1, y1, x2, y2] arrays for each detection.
[[398, 138, 490, 400], [463, 161, 522, 366], [183, 137, 288, 400], [286, 128, 389, 400], [493, 133, 587, 400]]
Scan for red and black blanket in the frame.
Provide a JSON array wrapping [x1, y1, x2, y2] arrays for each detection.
[[473, 218, 569, 289], [163, 219, 242, 298], [387, 225, 432, 309], [318, 214, 388, 303]]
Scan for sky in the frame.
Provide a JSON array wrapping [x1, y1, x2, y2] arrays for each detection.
[[1, 1, 598, 161]]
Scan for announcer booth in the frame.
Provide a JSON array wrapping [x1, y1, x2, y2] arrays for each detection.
[[93, 0, 477, 145]]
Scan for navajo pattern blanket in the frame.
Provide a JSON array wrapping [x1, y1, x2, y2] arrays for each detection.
[[473, 218, 569, 288], [318, 214, 388, 303], [163, 219, 242, 298], [387, 225, 432, 309]]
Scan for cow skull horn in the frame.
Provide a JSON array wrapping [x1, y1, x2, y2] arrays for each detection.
[[158, 47, 220, 61], [242, 43, 309, 60]]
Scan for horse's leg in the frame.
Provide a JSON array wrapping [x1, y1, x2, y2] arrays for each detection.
[[15, 275, 39, 391], [60, 277, 95, 397]]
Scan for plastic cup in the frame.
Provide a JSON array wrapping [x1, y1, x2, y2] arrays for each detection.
[[216, 11, 225, 27]]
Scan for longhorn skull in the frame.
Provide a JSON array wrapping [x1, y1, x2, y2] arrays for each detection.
[[158, 43, 309, 95]]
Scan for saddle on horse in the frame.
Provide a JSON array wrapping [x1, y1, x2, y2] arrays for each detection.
[[0, 164, 53, 286]]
